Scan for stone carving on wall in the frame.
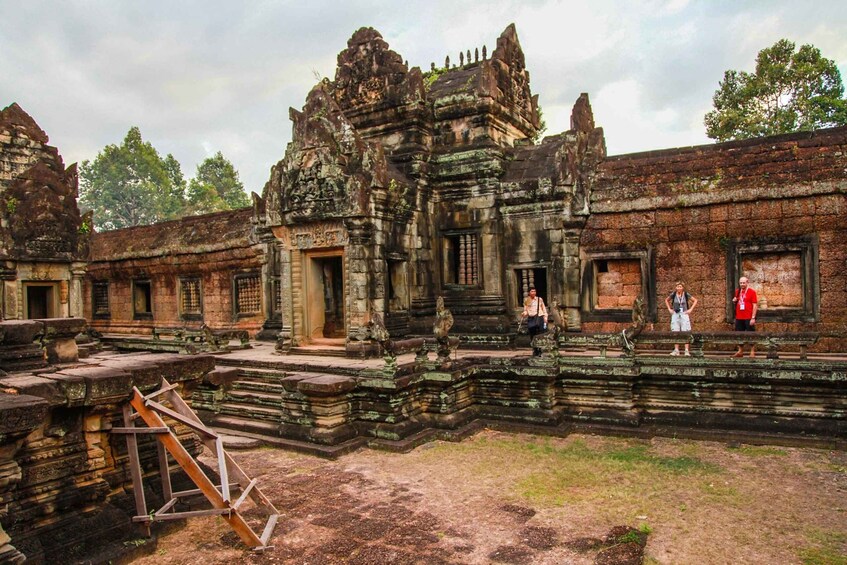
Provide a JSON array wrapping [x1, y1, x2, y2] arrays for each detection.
[[278, 221, 350, 250], [262, 84, 395, 225], [1, 162, 87, 260], [331, 27, 425, 111]]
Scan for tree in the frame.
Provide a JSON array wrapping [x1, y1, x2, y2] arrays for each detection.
[[79, 127, 186, 230], [186, 151, 251, 214], [705, 39, 847, 142]]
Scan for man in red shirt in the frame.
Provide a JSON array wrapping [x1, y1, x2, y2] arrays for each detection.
[[732, 276, 758, 358]]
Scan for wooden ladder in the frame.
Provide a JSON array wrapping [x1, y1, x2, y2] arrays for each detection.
[[113, 378, 279, 551]]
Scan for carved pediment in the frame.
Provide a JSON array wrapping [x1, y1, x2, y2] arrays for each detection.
[[262, 85, 393, 225], [2, 161, 85, 259]]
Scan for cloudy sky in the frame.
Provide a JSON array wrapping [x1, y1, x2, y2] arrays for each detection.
[[2, 0, 846, 195]]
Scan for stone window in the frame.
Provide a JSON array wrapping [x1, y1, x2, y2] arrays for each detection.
[[272, 278, 282, 314], [726, 236, 818, 322], [443, 232, 480, 287], [132, 280, 153, 320], [515, 267, 547, 306], [234, 272, 262, 316], [179, 277, 202, 320], [92, 281, 110, 319], [581, 249, 656, 322]]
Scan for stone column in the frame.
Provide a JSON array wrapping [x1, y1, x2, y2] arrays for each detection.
[[257, 232, 282, 341], [69, 262, 86, 319], [562, 221, 584, 330], [344, 219, 374, 355], [0, 265, 17, 321]]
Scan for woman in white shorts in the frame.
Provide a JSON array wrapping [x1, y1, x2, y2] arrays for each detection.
[[665, 282, 698, 356]]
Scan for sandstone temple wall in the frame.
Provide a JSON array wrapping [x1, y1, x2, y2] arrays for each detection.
[[0, 319, 215, 563], [85, 207, 266, 336], [582, 126, 847, 351]]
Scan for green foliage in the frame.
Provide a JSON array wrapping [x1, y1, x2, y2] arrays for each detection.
[[532, 106, 548, 143], [79, 127, 186, 230], [5, 196, 17, 215], [186, 151, 250, 215], [705, 39, 847, 141], [423, 66, 448, 91]]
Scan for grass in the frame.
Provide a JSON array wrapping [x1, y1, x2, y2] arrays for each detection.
[[799, 529, 847, 565], [729, 445, 788, 457], [423, 435, 723, 508]]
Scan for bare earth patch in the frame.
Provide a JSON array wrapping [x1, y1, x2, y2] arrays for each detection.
[[132, 430, 847, 564]]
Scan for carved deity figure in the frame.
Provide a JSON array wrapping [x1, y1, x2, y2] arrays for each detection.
[[433, 296, 454, 339], [621, 296, 648, 353]]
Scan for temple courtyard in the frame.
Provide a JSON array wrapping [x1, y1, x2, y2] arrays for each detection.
[[133, 428, 847, 564]]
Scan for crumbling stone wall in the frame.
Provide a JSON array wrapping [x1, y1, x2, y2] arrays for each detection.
[[0, 318, 215, 563], [0, 103, 89, 321], [584, 126, 847, 349], [85, 208, 265, 336]]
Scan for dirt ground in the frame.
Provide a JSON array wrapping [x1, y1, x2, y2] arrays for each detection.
[[131, 430, 847, 564]]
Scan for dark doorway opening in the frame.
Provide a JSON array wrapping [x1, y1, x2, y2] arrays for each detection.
[[316, 256, 345, 338], [25, 284, 55, 319]]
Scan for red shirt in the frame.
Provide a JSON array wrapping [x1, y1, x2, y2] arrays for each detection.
[[734, 287, 758, 320]]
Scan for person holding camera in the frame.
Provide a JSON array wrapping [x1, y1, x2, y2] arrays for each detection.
[[665, 282, 698, 356]]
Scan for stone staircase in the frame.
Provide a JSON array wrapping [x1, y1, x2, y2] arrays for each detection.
[[213, 367, 287, 437]]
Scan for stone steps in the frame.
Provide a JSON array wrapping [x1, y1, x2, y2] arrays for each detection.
[[288, 347, 347, 358], [214, 415, 280, 436], [218, 402, 282, 422]]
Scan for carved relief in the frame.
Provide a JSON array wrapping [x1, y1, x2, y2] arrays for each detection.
[[280, 222, 349, 250]]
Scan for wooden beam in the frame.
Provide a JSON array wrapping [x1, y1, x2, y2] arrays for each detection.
[[216, 437, 231, 502], [152, 508, 232, 521], [111, 427, 170, 434], [144, 399, 218, 439], [155, 497, 178, 516], [129, 387, 263, 548], [121, 404, 148, 520], [143, 382, 179, 401], [233, 479, 257, 510]]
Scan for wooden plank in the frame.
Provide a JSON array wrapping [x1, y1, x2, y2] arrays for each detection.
[[158, 440, 173, 502], [129, 388, 263, 548], [111, 427, 170, 434], [122, 403, 147, 519], [216, 437, 231, 502], [144, 399, 218, 439], [155, 497, 178, 516], [143, 382, 179, 401], [152, 508, 231, 521], [259, 514, 279, 547], [224, 452, 279, 513], [171, 483, 239, 499], [233, 479, 257, 510]]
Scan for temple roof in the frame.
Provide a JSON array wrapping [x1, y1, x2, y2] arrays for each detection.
[[89, 207, 255, 261]]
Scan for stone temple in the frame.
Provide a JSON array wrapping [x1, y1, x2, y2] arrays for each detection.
[[0, 23, 846, 563], [4, 24, 839, 353]]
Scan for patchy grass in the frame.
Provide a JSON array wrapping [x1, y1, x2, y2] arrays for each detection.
[[729, 445, 789, 457], [800, 529, 847, 565]]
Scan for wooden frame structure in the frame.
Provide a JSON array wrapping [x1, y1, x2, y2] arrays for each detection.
[[113, 378, 279, 550]]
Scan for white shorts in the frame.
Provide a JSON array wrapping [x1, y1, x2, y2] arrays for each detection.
[[671, 312, 691, 332]]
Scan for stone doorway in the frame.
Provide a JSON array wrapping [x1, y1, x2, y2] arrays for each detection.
[[304, 251, 345, 342], [24, 282, 58, 319]]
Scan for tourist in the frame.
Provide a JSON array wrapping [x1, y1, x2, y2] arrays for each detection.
[[732, 276, 758, 358], [521, 286, 548, 356], [665, 282, 698, 356]]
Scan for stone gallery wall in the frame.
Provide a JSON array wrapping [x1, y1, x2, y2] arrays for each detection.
[[582, 126, 847, 350], [0, 319, 215, 563], [85, 207, 266, 336]]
